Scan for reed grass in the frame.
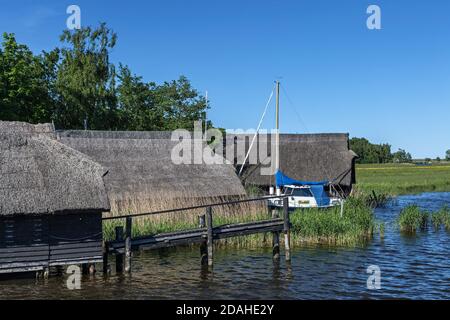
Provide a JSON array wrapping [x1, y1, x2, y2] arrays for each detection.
[[103, 199, 269, 241], [103, 196, 376, 247], [351, 187, 393, 208], [244, 184, 266, 197], [397, 205, 428, 233], [379, 222, 385, 238], [431, 206, 450, 231], [289, 196, 375, 246]]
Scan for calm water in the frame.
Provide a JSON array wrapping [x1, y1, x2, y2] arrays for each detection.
[[1, 192, 450, 300]]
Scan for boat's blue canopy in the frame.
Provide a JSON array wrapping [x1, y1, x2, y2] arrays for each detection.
[[275, 170, 331, 207], [275, 170, 328, 187]]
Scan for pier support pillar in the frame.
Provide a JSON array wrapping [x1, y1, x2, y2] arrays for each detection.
[[283, 198, 291, 262], [199, 214, 208, 265], [81, 263, 89, 275], [206, 206, 214, 266], [115, 226, 124, 273], [271, 209, 280, 260], [43, 267, 49, 279], [89, 264, 96, 275], [102, 241, 109, 275], [125, 217, 132, 273]]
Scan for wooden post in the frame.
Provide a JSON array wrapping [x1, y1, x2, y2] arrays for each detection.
[[102, 241, 109, 275], [55, 265, 64, 276], [206, 206, 214, 266], [115, 226, 124, 273], [89, 264, 96, 275], [271, 209, 280, 260], [283, 197, 291, 261], [43, 267, 49, 279], [199, 215, 208, 265], [125, 217, 132, 273]]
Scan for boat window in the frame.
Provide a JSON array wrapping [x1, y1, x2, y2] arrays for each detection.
[[284, 187, 293, 195], [292, 188, 314, 197]]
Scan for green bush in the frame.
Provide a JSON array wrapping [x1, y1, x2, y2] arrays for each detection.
[[431, 206, 450, 231], [397, 205, 428, 233]]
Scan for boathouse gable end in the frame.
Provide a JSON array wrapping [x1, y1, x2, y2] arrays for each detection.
[[224, 133, 358, 195], [0, 121, 110, 274]]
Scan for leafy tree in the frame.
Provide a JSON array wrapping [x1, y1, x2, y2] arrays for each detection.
[[54, 23, 118, 130], [446, 150, 450, 161], [116, 64, 160, 130], [0, 23, 210, 131], [349, 137, 392, 164], [392, 149, 412, 163], [152, 76, 208, 131], [436, 157, 441, 162], [116, 67, 208, 131], [0, 33, 55, 123]]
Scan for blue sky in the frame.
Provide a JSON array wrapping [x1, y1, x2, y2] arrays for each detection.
[[1, 0, 449, 158]]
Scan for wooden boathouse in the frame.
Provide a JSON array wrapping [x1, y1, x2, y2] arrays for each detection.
[[56, 130, 247, 215], [1, 122, 294, 276], [224, 133, 358, 195], [0, 121, 110, 274]]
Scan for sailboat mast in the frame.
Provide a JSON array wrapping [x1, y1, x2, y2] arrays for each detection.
[[275, 81, 280, 173]]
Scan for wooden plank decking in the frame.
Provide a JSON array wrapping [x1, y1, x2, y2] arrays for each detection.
[[107, 218, 284, 253]]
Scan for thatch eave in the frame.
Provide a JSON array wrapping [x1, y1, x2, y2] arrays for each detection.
[[57, 130, 247, 215], [224, 132, 357, 188], [0, 122, 111, 216]]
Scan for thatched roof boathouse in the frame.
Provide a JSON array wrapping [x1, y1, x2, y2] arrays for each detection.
[[0, 121, 110, 274], [57, 130, 247, 216], [224, 133, 358, 195]]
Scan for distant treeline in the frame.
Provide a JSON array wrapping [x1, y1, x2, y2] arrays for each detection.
[[0, 23, 210, 131], [350, 137, 413, 164]]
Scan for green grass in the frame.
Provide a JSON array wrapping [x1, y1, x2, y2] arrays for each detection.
[[397, 205, 428, 233], [103, 197, 377, 247], [351, 188, 393, 208], [289, 196, 375, 246], [356, 162, 450, 196], [103, 210, 270, 242], [397, 205, 450, 233], [431, 206, 450, 231]]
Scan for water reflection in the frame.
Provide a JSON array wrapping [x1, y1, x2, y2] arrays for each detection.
[[0, 192, 449, 299]]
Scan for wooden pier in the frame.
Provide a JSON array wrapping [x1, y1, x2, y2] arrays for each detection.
[[103, 196, 291, 273]]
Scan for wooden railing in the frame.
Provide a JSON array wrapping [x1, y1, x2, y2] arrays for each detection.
[[102, 195, 291, 273]]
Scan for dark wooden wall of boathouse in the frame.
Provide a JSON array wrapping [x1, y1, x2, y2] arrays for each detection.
[[0, 213, 103, 274]]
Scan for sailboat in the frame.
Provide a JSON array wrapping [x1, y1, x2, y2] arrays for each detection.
[[262, 81, 343, 210]]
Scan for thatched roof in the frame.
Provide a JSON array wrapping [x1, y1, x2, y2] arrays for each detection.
[[0, 121, 55, 138], [224, 133, 357, 187], [0, 122, 110, 216], [57, 130, 247, 215]]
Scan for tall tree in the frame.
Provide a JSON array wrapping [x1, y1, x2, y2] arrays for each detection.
[[153, 76, 208, 131], [0, 23, 211, 131], [392, 149, 412, 163], [0, 33, 55, 123], [116, 64, 161, 130], [350, 137, 393, 164], [54, 23, 118, 129], [446, 150, 450, 161]]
